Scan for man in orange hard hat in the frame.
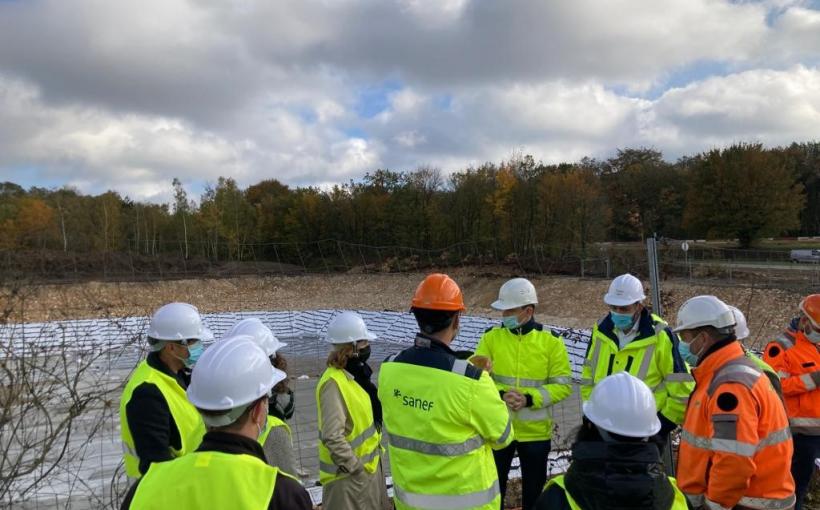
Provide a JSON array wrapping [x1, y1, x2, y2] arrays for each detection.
[[378, 273, 512, 510], [764, 294, 820, 510]]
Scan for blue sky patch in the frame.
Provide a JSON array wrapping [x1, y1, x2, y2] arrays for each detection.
[[354, 80, 403, 118]]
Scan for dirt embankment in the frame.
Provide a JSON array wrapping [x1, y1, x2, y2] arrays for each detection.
[[4, 269, 804, 349]]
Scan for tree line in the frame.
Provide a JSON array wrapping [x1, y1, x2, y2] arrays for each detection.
[[0, 142, 817, 267]]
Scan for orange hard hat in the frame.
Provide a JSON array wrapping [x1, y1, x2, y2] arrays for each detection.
[[800, 294, 820, 327], [410, 273, 466, 312]]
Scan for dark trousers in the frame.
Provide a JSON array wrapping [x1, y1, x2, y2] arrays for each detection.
[[792, 434, 820, 510], [493, 439, 551, 510]]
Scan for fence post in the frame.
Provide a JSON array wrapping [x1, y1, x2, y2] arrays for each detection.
[[646, 236, 663, 317]]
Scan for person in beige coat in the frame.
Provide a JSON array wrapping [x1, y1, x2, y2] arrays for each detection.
[[316, 312, 388, 510]]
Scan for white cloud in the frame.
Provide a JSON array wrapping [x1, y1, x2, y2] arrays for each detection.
[[0, 0, 819, 200]]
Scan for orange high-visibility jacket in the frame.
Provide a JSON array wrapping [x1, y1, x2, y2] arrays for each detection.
[[677, 341, 795, 510], [764, 329, 820, 435]]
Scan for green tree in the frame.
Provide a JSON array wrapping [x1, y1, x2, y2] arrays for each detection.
[[684, 143, 804, 247]]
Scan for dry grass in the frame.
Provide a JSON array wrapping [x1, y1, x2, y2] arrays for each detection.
[[7, 271, 802, 349]]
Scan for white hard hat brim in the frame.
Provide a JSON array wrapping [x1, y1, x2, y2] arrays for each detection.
[[582, 400, 661, 438], [603, 294, 642, 307], [325, 331, 378, 344], [490, 299, 520, 311]]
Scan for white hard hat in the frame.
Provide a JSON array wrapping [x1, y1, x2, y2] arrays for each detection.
[[146, 302, 211, 342], [673, 295, 736, 333], [603, 274, 646, 307], [583, 372, 660, 438], [225, 318, 287, 356], [187, 335, 285, 412], [728, 306, 750, 340], [491, 278, 538, 311], [325, 311, 377, 344]]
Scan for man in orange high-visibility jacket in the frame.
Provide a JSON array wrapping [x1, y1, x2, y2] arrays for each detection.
[[764, 294, 820, 510], [674, 295, 795, 510]]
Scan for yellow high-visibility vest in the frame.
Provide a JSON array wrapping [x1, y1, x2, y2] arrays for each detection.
[[129, 450, 283, 509], [119, 360, 205, 478], [378, 339, 513, 510], [316, 367, 381, 485]]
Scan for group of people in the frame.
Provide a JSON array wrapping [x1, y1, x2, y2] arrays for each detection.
[[116, 272, 820, 510]]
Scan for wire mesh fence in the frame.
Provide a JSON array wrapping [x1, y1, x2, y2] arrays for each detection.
[[0, 308, 590, 509], [2, 239, 818, 508]]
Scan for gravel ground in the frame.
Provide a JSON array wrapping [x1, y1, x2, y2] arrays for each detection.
[[7, 270, 805, 350]]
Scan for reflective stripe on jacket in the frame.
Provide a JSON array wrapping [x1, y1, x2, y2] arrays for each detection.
[[378, 334, 513, 510], [581, 311, 694, 425], [119, 360, 205, 479], [316, 366, 381, 485], [677, 341, 795, 510], [764, 330, 820, 435], [473, 322, 572, 441], [129, 451, 280, 509]]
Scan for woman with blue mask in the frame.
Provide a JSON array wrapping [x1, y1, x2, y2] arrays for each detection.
[[472, 278, 572, 510], [579, 274, 694, 455]]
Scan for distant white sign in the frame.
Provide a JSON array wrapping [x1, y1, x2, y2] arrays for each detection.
[[681, 241, 689, 252]]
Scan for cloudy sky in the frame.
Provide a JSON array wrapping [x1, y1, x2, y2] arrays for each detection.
[[1, 0, 819, 202]]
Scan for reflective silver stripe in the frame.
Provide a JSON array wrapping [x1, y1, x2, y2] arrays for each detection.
[[452, 359, 468, 376], [705, 498, 731, 510], [387, 431, 484, 456], [710, 438, 757, 457], [757, 427, 792, 449], [538, 387, 552, 407], [122, 442, 138, 457], [636, 344, 656, 380], [491, 373, 547, 388], [496, 417, 512, 446], [800, 373, 817, 391], [547, 376, 572, 385], [737, 494, 796, 510], [682, 427, 791, 456], [394, 480, 500, 509], [790, 417, 820, 434], [349, 424, 377, 449], [319, 447, 379, 476], [359, 446, 379, 465], [579, 378, 594, 386], [515, 406, 549, 421], [664, 373, 694, 383], [777, 371, 790, 378], [319, 460, 337, 474], [588, 340, 602, 375], [684, 493, 704, 507]]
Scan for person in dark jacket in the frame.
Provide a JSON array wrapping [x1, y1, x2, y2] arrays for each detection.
[[536, 373, 689, 510], [121, 335, 312, 510]]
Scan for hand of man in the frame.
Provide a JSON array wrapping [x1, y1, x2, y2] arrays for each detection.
[[504, 390, 525, 411], [471, 355, 493, 372]]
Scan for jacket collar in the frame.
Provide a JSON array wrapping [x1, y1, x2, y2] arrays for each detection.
[[692, 340, 744, 383], [147, 351, 190, 388], [196, 430, 267, 463], [414, 333, 457, 355], [598, 308, 658, 344], [505, 317, 540, 336]]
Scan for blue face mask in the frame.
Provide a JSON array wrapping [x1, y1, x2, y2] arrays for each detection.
[[502, 315, 521, 330], [610, 311, 636, 330], [678, 339, 699, 367], [183, 342, 204, 368]]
